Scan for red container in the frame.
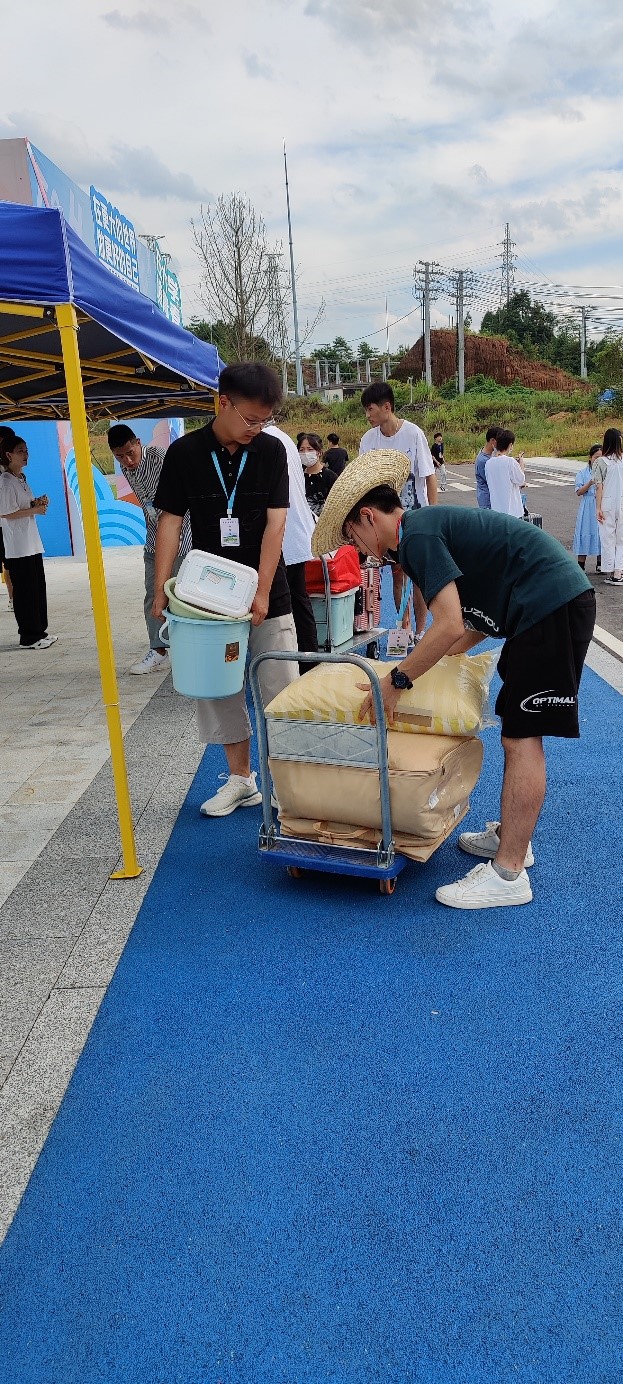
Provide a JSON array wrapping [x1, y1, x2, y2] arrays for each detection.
[[305, 545, 362, 595]]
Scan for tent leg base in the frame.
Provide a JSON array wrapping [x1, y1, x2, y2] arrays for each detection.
[[109, 865, 144, 880]]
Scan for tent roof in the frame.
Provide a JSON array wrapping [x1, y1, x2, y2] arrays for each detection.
[[0, 202, 222, 421]]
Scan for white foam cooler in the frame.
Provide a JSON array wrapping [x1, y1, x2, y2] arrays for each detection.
[[174, 549, 258, 617]]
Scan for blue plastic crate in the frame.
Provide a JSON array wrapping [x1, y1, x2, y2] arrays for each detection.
[[310, 589, 357, 647]]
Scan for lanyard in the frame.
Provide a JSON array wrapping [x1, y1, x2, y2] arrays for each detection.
[[398, 575, 412, 621], [211, 448, 248, 517]]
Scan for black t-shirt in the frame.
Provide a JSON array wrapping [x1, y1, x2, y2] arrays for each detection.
[[431, 442, 444, 467], [305, 466, 338, 518], [399, 506, 591, 639], [324, 446, 348, 476], [154, 421, 292, 618]]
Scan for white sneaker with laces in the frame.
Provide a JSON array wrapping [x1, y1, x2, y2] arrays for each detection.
[[130, 649, 170, 675], [458, 820, 534, 868], [200, 773, 262, 817], [21, 634, 59, 650], [436, 861, 533, 909]]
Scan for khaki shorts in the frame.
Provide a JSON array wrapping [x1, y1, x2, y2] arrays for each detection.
[[195, 613, 299, 745]]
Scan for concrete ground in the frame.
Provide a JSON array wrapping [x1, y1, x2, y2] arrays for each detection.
[[1, 507, 622, 1245], [0, 548, 204, 1241]]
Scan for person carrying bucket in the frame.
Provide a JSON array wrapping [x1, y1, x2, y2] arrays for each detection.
[[311, 449, 595, 911], [153, 362, 299, 818]]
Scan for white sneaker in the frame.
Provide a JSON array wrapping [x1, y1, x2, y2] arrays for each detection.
[[200, 773, 262, 817], [458, 820, 534, 868], [130, 649, 170, 675], [20, 634, 59, 650], [436, 861, 533, 909], [7, 600, 13, 612]]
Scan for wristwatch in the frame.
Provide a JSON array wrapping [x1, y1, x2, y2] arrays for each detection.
[[390, 666, 413, 691]]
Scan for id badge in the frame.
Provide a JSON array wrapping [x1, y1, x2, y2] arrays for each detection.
[[386, 626, 410, 658], [220, 516, 240, 547]]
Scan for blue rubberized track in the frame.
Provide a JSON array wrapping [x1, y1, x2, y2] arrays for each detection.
[[1, 600, 622, 1382]]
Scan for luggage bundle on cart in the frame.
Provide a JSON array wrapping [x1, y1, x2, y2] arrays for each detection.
[[304, 546, 384, 653], [250, 649, 497, 894]]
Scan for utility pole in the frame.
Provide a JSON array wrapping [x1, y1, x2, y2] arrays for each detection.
[[283, 142, 304, 396], [413, 261, 441, 386], [580, 307, 588, 379], [457, 270, 465, 396]]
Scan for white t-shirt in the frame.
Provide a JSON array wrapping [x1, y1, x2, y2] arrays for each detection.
[[0, 471, 44, 559], [264, 424, 315, 566], [485, 453, 526, 518], [359, 419, 435, 509]]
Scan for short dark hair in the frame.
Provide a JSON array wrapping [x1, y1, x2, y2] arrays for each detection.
[[343, 484, 402, 535], [0, 432, 25, 467], [495, 428, 515, 451], [434, 432, 443, 440], [589, 444, 602, 458], [327, 433, 340, 445], [299, 432, 323, 453], [361, 381, 394, 410], [108, 424, 137, 450], [603, 427, 622, 458], [219, 361, 282, 408], [485, 425, 502, 443]]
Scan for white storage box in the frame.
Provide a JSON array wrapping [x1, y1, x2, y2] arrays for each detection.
[[174, 549, 258, 617]]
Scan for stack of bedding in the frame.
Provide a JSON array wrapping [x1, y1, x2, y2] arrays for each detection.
[[264, 653, 496, 862]]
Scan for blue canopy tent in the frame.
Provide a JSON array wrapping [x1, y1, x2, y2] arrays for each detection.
[[0, 201, 223, 876]]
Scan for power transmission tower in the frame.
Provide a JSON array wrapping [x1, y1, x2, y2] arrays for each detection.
[[413, 261, 443, 385], [266, 252, 290, 393], [498, 222, 517, 306]]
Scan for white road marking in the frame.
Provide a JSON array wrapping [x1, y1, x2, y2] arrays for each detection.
[[592, 624, 623, 662], [448, 481, 475, 491]]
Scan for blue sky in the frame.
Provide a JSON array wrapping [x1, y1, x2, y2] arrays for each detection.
[[1, 0, 621, 352]]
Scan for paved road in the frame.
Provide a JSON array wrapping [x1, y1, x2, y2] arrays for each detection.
[[441, 461, 623, 645]]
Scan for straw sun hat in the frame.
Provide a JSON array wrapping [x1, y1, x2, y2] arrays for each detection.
[[311, 448, 411, 557]]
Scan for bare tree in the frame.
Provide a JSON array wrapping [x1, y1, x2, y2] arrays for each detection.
[[192, 195, 277, 361]]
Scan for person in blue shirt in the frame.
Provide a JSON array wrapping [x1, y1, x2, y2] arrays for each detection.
[[474, 425, 501, 508]]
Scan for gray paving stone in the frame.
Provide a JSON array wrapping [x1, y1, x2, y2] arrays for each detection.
[[0, 854, 115, 941], [0, 987, 105, 1241], [57, 868, 155, 988]]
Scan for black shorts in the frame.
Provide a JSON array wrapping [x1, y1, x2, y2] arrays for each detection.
[[495, 589, 596, 739]]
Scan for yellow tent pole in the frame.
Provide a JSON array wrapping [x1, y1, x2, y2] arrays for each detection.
[[55, 301, 142, 879]]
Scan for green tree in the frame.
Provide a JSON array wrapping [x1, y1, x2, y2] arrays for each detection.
[[593, 335, 623, 392], [481, 290, 557, 353], [310, 336, 354, 364], [357, 341, 375, 359]]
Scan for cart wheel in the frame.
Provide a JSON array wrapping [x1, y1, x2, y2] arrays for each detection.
[[379, 876, 397, 895], [287, 866, 305, 879]]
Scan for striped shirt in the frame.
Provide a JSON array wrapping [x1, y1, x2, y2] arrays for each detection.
[[120, 444, 192, 557]]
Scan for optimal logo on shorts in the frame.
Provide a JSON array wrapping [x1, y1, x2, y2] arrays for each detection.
[[520, 689, 576, 713]]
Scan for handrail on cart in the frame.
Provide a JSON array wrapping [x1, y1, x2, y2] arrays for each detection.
[[248, 650, 396, 870]]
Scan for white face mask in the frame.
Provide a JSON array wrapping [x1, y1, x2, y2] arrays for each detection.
[[299, 450, 319, 467]]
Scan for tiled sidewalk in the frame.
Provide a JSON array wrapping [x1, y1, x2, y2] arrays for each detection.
[[0, 549, 204, 1239]]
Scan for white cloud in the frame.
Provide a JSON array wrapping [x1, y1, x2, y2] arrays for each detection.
[[0, 0, 621, 344]]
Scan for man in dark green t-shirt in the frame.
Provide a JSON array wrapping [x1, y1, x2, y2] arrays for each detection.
[[311, 451, 596, 912]]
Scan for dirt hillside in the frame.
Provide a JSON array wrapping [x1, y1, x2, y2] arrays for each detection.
[[394, 330, 588, 393]]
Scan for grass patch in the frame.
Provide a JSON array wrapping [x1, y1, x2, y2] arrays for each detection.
[[87, 383, 623, 467]]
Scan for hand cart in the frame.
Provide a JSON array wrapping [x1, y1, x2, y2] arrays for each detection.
[[312, 554, 386, 658], [249, 650, 409, 895]]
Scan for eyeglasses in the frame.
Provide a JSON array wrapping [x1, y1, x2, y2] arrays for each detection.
[[230, 401, 275, 431]]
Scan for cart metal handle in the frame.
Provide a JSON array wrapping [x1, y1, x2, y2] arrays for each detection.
[[248, 650, 395, 863]]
